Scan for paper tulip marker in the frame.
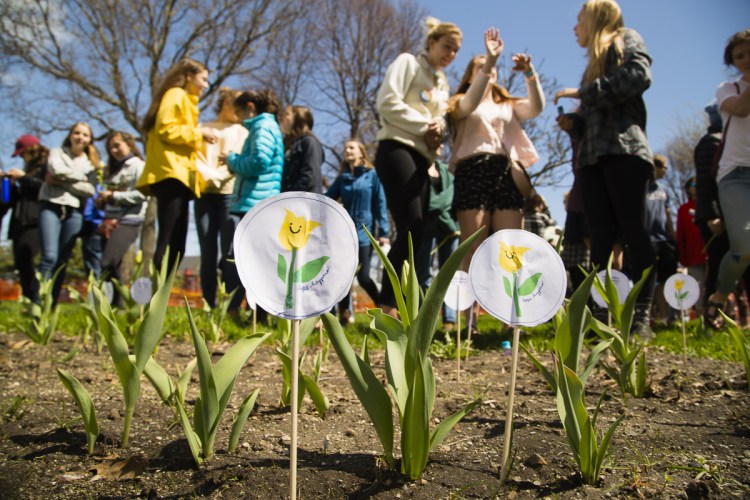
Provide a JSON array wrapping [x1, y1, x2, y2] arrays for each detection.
[[663, 273, 700, 363], [469, 229, 566, 483], [444, 270, 475, 377], [591, 269, 631, 325], [233, 192, 357, 500]]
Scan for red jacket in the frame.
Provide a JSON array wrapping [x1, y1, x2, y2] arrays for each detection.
[[676, 199, 706, 267]]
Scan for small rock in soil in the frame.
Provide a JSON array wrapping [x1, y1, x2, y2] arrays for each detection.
[[524, 453, 547, 468], [344, 428, 356, 437], [279, 434, 291, 446]]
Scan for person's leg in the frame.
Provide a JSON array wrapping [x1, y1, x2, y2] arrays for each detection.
[[713, 169, 750, 301], [356, 244, 379, 305], [52, 208, 84, 304], [415, 229, 436, 288], [37, 202, 62, 281], [437, 234, 458, 324], [101, 224, 141, 306], [374, 140, 430, 310], [195, 194, 219, 307], [222, 214, 246, 312], [151, 179, 193, 273], [81, 223, 103, 279], [577, 166, 619, 273], [13, 225, 40, 303], [457, 210, 490, 271]]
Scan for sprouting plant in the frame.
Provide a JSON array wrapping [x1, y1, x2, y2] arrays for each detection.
[[522, 268, 612, 393], [720, 311, 750, 389], [171, 300, 270, 465], [92, 257, 177, 447], [202, 278, 237, 344], [25, 267, 64, 345], [555, 357, 623, 485], [587, 263, 652, 397], [57, 368, 99, 454], [66, 272, 105, 352], [0, 395, 32, 424], [322, 228, 483, 480], [276, 316, 329, 418]]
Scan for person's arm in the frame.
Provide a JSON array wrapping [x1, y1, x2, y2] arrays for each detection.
[[155, 88, 203, 147], [718, 81, 750, 118], [111, 159, 147, 206], [452, 28, 503, 120], [578, 29, 652, 109], [227, 126, 278, 178], [46, 148, 90, 183], [376, 53, 432, 136], [65, 180, 96, 198], [325, 175, 342, 200], [510, 54, 545, 121]]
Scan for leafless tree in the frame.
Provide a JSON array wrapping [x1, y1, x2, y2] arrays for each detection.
[[661, 113, 706, 208]]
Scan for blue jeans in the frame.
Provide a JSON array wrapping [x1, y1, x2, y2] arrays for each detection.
[[717, 167, 750, 295], [415, 228, 458, 323], [80, 221, 103, 278], [38, 201, 84, 304], [195, 193, 232, 307]]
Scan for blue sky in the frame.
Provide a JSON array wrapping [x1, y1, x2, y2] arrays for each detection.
[[419, 0, 749, 225]]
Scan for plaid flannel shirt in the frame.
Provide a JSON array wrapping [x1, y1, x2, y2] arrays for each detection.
[[573, 28, 654, 170]]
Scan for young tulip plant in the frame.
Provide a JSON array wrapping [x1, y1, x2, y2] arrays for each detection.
[[56, 368, 99, 454], [522, 268, 613, 393], [276, 316, 330, 418], [65, 271, 105, 352], [720, 311, 750, 389], [92, 257, 177, 447], [587, 263, 652, 398], [22, 267, 64, 345], [171, 300, 270, 465], [201, 278, 237, 344], [321, 228, 483, 480]]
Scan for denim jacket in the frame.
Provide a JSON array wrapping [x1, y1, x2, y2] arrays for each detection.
[[326, 166, 389, 246]]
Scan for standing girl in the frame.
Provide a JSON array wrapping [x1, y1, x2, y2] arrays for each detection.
[[326, 140, 390, 323], [449, 28, 544, 274], [704, 28, 750, 328], [6, 135, 47, 303], [137, 58, 217, 273], [221, 89, 285, 320], [96, 131, 147, 305], [194, 87, 248, 308], [38, 122, 98, 305], [280, 105, 324, 194], [374, 17, 462, 315], [555, 0, 656, 336]]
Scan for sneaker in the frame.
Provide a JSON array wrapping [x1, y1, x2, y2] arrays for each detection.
[[631, 303, 654, 341], [632, 321, 654, 341]]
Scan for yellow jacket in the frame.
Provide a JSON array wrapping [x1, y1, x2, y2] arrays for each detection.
[[137, 87, 205, 196]]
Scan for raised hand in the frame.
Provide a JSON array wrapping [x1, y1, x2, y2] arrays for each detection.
[[511, 53, 532, 72], [485, 28, 503, 61]]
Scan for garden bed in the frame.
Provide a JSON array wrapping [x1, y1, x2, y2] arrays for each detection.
[[1, 327, 749, 499]]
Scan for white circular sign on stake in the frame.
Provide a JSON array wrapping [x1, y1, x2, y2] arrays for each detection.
[[468, 229, 567, 327], [233, 192, 358, 320], [591, 269, 632, 308], [130, 277, 153, 305], [444, 270, 474, 311], [664, 273, 700, 310]]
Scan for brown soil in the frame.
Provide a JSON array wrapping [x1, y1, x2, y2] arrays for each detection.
[[1, 330, 749, 499]]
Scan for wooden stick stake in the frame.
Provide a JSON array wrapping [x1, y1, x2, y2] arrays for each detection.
[[466, 301, 474, 364], [680, 303, 687, 364], [252, 306, 257, 337], [456, 286, 461, 382], [499, 326, 521, 483], [290, 319, 300, 500]]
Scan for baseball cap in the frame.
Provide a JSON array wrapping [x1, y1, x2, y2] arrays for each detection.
[[12, 134, 41, 157]]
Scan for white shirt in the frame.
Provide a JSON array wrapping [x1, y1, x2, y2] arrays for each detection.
[[716, 78, 750, 182]]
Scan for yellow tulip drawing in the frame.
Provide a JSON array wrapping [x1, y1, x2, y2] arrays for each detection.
[[278, 209, 321, 251], [499, 241, 541, 318], [674, 278, 688, 303], [675, 280, 684, 291], [276, 209, 328, 309]]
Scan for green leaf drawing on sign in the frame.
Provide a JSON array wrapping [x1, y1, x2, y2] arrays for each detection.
[[678, 291, 689, 300], [277, 254, 286, 282], [518, 273, 542, 296], [293, 256, 330, 283], [503, 276, 512, 298]]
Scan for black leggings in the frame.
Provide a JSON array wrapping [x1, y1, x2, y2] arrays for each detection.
[[12, 224, 40, 303], [577, 155, 656, 307], [150, 178, 193, 274], [374, 140, 430, 307], [339, 245, 379, 310]]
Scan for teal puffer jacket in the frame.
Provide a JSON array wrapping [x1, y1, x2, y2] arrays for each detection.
[[227, 113, 284, 215]]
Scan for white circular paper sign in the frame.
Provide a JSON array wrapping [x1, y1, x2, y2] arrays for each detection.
[[444, 270, 474, 311], [664, 273, 700, 310], [468, 229, 567, 326], [233, 192, 358, 319], [130, 277, 153, 305], [591, 269, 632, 308]]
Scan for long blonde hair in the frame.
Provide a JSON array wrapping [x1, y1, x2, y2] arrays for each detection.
[[339, 140, 373, 173], [580, 0, 625, 84], [62, 122, 100, 167], [447, 55, 518, 117]]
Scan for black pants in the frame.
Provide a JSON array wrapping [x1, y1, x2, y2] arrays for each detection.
[[101, 223, 141, 306], [12, 224, 40, 303], [577, 155, 656, 307], [374, 140, 430, 307], [339, 245, 379, 310], [150, 178, 193, 274]]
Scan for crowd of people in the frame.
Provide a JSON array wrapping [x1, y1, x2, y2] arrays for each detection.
[[2, 0, 748, 335]]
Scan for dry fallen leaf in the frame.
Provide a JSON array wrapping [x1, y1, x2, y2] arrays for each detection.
[[91, 455, 148, 481]]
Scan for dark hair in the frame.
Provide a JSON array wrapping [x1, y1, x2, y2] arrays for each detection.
[[724, 28, 750, 66], [684, 176, 696, 191], [22, 144, 49, 178], [105, 131, 143, 172], [283, 105, 315, 150], [234, 89, 281, 120], [142, 58, 207, 133]]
